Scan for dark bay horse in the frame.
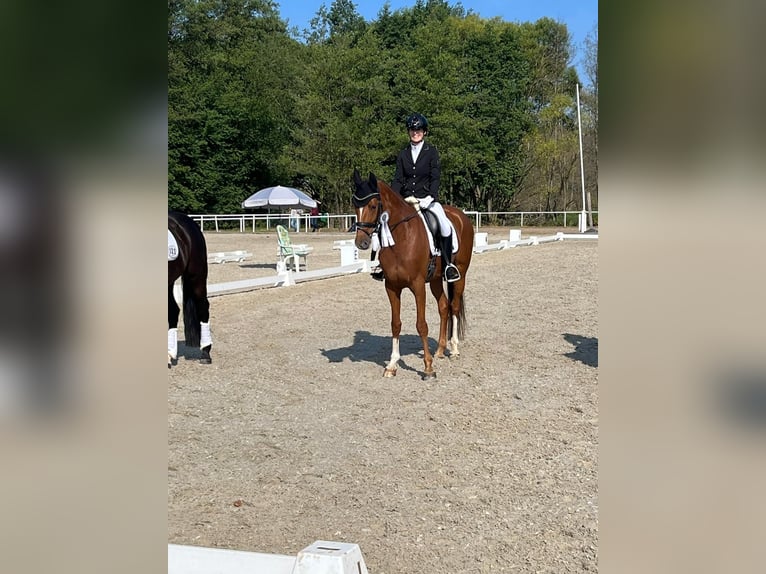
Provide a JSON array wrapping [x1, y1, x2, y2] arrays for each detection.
[[352, 169, 473, 378], [168, 211, 212, 366]]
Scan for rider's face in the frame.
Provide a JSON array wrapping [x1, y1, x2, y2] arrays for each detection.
[[408, 128, 425, 144]]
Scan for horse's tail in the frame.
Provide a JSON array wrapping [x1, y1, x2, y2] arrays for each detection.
[[447, 283, 467, 341], [182, 276, 201, 347]]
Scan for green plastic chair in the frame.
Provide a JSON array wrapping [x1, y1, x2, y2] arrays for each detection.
[[276, 225, 313, 271]]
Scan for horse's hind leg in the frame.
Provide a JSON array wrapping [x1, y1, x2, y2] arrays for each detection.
[[412, 285, 435, 379], [448, 279, 467, 358], [429, 279, 450, 359], [193, 284, 213, 364], [168, 284, 180, 367]]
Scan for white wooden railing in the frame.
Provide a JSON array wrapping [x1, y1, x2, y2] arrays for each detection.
[[189, 211, 599, 233]]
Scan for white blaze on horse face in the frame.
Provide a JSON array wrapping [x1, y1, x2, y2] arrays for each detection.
[[356, 207, 365, 225], [386, 337, 401, 372]]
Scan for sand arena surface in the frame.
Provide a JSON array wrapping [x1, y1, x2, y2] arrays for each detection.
[[169, 227, 598, 572]]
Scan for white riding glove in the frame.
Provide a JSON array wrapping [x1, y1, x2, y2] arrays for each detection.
[[419, 196, 434, 210], [404, 195, 421, 211]]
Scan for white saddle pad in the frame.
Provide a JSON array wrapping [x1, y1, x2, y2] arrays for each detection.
[[418, 212, 458, 256]]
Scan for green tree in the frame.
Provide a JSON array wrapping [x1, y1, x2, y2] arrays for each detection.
[[514, 18, 581, 217], [168, 0, 300, 212], [168, 0, 595, 217]]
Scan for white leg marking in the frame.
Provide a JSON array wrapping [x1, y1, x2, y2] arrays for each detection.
[[168, 328, 178, 360], [173, 282, 183, 309], [450, 316, 460, 356], [200, 321, 212, 348], [386, 337, 400, 371]]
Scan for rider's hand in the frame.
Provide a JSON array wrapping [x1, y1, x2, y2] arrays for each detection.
[[404, 195, 421, 210]]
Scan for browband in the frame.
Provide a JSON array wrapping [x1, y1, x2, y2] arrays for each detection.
[[352, 190, 379, 208]]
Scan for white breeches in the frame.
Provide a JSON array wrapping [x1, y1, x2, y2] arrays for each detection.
[[421, 197, 451, 236]]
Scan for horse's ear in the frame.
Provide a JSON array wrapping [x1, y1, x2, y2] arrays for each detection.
[[368, 172, 377, 187], [353, 168, 362, 185]]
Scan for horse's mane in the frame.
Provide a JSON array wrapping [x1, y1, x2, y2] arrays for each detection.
[[375, 176, 409, 210]]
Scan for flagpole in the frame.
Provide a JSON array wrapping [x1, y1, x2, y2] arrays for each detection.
[[576, 83, 587, 233]]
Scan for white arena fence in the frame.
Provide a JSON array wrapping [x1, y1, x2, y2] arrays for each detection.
[[189, 210, 598, 234], [206, 231, 598, 297]]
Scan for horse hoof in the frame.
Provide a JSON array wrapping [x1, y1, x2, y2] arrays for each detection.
[[422, 371, 436, 380], [199, 357, 212, 364], [383, 368, 397, 377]]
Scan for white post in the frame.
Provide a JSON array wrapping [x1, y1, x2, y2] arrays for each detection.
[[576, 84, 587, 233]]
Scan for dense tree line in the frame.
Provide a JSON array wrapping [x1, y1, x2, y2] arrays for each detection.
[[169, 0, 598, 217]]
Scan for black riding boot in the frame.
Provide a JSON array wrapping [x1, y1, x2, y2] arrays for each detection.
[[370, 249, 384, 281], [441, 235, 460, 282]]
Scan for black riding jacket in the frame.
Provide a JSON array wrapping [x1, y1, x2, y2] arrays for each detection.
[[391, 143, 441, 201]]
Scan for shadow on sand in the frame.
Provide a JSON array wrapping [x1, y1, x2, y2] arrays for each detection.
[[321, 330, 438, 376], [563, 333, 598, 367]]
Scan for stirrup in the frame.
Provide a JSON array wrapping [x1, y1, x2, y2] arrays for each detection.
[[370, 262, 384, 281], [444, 264, 460, 283]]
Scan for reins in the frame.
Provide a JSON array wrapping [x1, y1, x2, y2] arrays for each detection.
[[388, 210, 420, 232]]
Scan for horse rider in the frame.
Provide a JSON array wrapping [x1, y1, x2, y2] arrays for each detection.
[[391, 112, 460, 283]]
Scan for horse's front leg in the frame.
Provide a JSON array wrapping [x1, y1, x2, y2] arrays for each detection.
[[413, 283, 435, 379], [383, 285, 403, 377]]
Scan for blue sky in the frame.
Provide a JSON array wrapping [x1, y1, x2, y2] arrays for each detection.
[[277, 0, 597, 79]]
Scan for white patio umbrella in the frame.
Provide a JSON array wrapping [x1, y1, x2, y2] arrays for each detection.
[[241, 185, 318, 209]]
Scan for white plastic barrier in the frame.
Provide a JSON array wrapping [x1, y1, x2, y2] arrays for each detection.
[[206, 232, 597, 296], [208, 250, 252, 264], [168, 540, 368, 574], [207, 260, 370, 296], [473, 231, 598, 253], [168, 544, 295, 574]]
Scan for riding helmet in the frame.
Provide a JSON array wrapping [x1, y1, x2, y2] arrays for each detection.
[[406, 113, 429, 132]]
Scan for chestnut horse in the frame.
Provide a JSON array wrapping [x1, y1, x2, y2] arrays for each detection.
[[352, 169, 473, 378], [168, 210, 212, 367]]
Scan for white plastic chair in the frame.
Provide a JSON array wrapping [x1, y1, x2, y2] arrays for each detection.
[[276, 225, 313, 271]]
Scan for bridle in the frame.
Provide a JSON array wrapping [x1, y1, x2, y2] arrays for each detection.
[[353, 195, 382, 240], [353, 186, 419, 240]]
